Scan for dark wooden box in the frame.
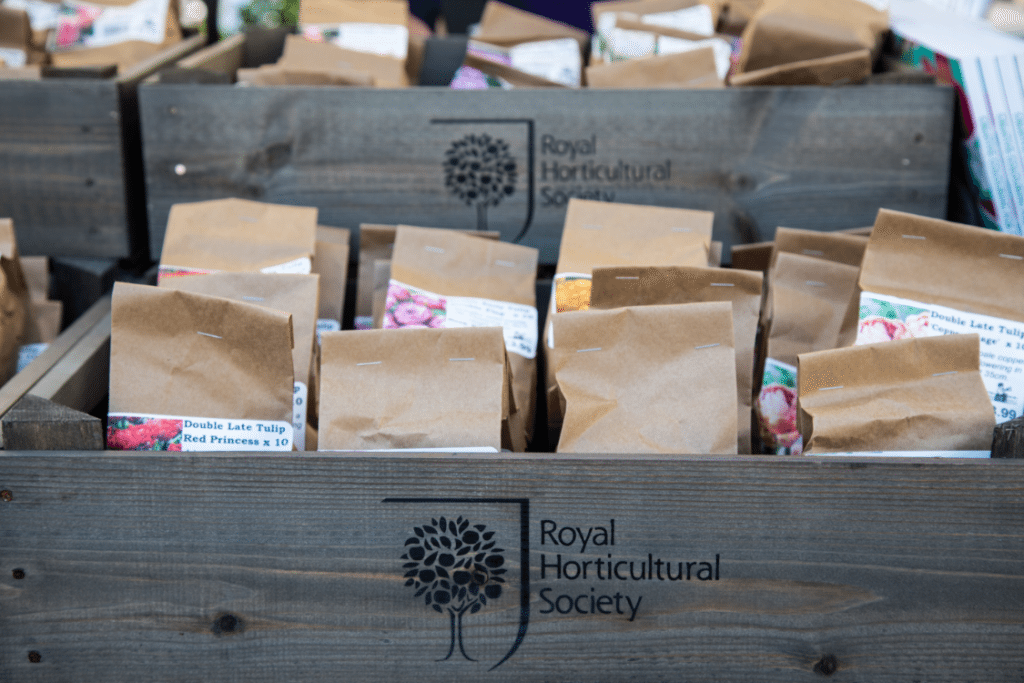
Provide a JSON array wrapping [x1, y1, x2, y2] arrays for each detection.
[[139, 33, 954, 264], [0, 36, 204, 260]]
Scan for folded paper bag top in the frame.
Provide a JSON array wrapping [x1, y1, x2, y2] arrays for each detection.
[[798, 333, 995, 454], [159, 198, 318, 278], [589, 265, 763, 454], [552, 302, 738, 454], [318, 326, 512, 453], [108, 282, 296, 451]]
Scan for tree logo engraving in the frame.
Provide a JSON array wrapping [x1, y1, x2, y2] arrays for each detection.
[[402, 515, 506, 662], [444, 134, 517, 232]]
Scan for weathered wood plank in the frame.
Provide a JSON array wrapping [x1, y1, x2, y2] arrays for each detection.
[[0, 395, 103, 450], [27, 311, 110, 413], [0, 296, 111, 438], [139, 84, 954, 263], [1, 454, 1021, 681], [0, 36, 203, 259]]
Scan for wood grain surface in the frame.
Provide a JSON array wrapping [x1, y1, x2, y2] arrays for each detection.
[[1, 454, 1021, 681], [139, 85, 954, 264]]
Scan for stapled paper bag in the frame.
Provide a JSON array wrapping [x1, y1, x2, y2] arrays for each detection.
[[755, 251, 860, 454], [159, 198, 317, 281], [855, 209, 1024, 424], [107, 282, 295, 451], [159, 272, 319, 451], [318, 326, 517, 452], [386, 226, 539, 445], [590, 265, 763, 453], [544, 198, 713, 440], [0, 218, 31, 384], [798, 334, 995, 454], [552, 302, 738, 454]]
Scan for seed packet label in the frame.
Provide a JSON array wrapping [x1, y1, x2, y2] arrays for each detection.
[[302, 22, 408, 59], [509, 38, 582, 87], [857, 291, 1024, 422], [158, 257, 311, 283], [0, 47, 28, 68], [547, 272, 593, 349], [383, 280, 538, 359], [53, 0, 169, 50], [316, 318, 341, 343], [293, 381, 308, 451], [16, 343, 48, 373], [757, 358, 802, 455], [354, 315, 374, 330], [6, 0, 61, 30], [107, 413, 294, 451], [641, 5, 715, 36], [260, 257, 312, 275]]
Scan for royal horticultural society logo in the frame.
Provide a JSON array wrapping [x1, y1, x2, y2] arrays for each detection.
[[444, 134, 517, 232], [402, 516, 507, 662]]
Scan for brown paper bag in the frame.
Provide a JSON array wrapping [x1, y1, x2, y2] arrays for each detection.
[[735, 0, 887, 74], [386, 226, 538, 447], [544, 198, 714, 439], [297, 0, 409, 85], [552, 302, 737, 453], [236, 64, 374, 87], [592, 0, 724, 34], [585, 46, 722, 88], [0, 218, 31, 383], [729, 48, 870, 86], [107, 282, 296, 451], [855, 208, 1024, 425], [318, 326, 515, 452], [0, 6, 32, 68], [798, 334, 995, 453], [159, 198, 317, 282], [475, 1, 590, 52], [460, 43, 571, 89], [755, 251, 860, 454], [299, 0, 406, 26], [21, 256, 49, 302], [355, 225, 499, 330], [590, 265, 763, 453], [279, 34, 407, 87], [313, 225, 350, 328], [159, 272, 320, 451], [49, 0, 182, 70]]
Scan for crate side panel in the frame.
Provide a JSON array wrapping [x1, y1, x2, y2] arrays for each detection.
[[0, 81, 130, 258], [140, 86, 953, 264], [1, 455, 1021, 682]]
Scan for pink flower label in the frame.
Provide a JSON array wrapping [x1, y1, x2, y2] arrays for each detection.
[[384, 282, 447, 329]]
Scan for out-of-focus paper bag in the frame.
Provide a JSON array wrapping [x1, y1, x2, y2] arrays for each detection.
[[279, 34, 408, 87], [385, 226, 538, 448], [318, 326, 515, 452], [552, 302, 738, 454], [798, 334, 995, 453], [544, 198, 714, 439], [855, 209, 1024, 425], [355, 225, 499, 330], [730, 48, 870, 85], [236, 63, 374, 86], [159, 198, 317, 281], [298, 0, 409, 73], [49, 0, 183, 70], [0, 6, 32, 68], [0, 219, 31, 383], [755, 251, 860, 454], [107, 282, 295, 451], [590, 265, 763, 453], [475, 1, 590, 52], [456, 39, 576, 88], [585, 45, 722, 87], [159, 272, 319, 451], [735, 0, 887, 73], [313, 225, 350, 329]]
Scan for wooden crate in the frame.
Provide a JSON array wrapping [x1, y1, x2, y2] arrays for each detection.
[[0, 295, 111, 449], [0, 36, 204, 260], [138, 33, 954, 264], [0, 453, 1022, 681]]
